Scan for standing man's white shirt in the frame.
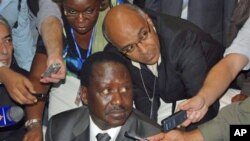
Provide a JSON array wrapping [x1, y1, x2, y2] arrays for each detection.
[[219, 16, 250, 109], [224, 16, 250, 70]]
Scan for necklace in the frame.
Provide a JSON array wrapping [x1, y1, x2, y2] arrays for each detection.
[[139, 68, 156, 119]]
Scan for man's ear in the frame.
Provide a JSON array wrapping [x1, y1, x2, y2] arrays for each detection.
[[145, 14, 152, 24], [80, 86, 88, 105], [145, 14, 156, 32]]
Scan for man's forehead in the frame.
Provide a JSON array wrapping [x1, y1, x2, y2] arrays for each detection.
[[92, 62, 122, 72], [92, 62, 128, 77], [0, 23, 10, 36]]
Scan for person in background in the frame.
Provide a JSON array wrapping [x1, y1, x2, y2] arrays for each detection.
[[24, 0, 109, 140], [0, 15, 31, 141], [46, 52, 161, 141], [0, 0, 35, 71], [103, 4, 224, 130], [0, 0, 65, 104], [144, 0, 237, 48]]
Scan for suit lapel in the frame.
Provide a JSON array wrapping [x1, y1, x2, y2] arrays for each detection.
[[115, 112, 136, 141], [72, 107, 90, 141], [72, 127, 90, 141]]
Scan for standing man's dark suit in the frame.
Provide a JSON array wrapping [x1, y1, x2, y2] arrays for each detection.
[[45, 106, 161, 141], [105, 9, 224, 130], [144, 0, 237, 47]]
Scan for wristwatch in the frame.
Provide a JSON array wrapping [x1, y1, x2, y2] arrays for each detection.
[[25, 119, 41, 128], [32, 93, 49, 101]]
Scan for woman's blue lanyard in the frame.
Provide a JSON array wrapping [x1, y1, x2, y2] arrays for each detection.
[[70, 27, 95, 62], [62, 27, 95, 75], [117, 0, 124, 5]]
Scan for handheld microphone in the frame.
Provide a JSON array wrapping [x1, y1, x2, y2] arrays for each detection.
[[0, 105, 24, 127]]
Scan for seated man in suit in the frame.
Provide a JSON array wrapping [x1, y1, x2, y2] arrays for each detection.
[[45, 52, 161, 141], [103, 4, 224, 130]]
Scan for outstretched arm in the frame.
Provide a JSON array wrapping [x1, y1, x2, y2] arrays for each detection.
[[179, 53, 248, 127], [178, 16, 250, 127], [147, 129, 204, 141], [38, 0, 65, 83]]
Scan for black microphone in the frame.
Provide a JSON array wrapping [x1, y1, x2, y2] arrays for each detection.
[[0, 105, 24, 127]]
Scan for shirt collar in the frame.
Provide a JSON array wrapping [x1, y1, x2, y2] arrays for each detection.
[[89, 116, 121, 141], [131, 54, 161, 77]]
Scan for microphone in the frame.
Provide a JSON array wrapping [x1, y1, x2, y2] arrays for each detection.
[[0, 105, 24, 127]]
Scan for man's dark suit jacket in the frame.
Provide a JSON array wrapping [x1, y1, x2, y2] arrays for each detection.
[[45, 106, 161, 141], [104, 9, 225, 130], [145, 0, 237, 47]]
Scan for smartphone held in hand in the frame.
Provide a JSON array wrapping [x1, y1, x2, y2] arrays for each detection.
[[161, 110, 187, 132], [43, 63, 61, 77]]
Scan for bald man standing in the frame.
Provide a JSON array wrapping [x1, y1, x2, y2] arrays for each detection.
[[103, 4, 224, 130]]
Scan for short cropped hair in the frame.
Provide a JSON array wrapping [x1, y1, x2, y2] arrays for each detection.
[[80, 52, 130, 87], [0, 15, 11, 31]]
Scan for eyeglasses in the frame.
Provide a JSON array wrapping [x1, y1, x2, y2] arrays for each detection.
[[120, 21, 151, 54], [63, 5, 98, 18], [0, 35, 12, 48]]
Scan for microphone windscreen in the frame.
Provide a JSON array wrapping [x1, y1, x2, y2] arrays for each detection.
[[7, 106, 24, 122]]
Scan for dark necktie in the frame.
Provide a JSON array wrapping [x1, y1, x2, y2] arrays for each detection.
[[96, 133, 111, 141]]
